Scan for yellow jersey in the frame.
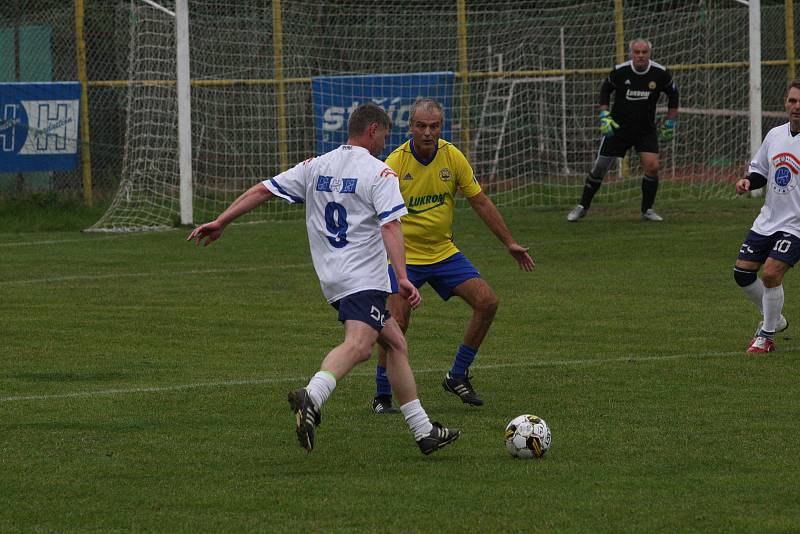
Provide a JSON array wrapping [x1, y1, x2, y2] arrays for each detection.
[[385, 138, 482, 264]]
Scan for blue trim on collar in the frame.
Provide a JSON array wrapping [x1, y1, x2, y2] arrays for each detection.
[[410, 139, 438, 166]]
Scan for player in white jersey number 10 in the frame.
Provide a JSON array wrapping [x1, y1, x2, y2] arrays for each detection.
[[187, 102, 460, 455], [733, 81, 800, 353]]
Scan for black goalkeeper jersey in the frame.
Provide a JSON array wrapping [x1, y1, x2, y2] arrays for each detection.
[[600, 60, 679, 134]]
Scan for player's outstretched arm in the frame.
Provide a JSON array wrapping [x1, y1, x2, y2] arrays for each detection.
[[467, 192, 535, 271], [187, 183, 274, 246], [380, 220, 421, 309]]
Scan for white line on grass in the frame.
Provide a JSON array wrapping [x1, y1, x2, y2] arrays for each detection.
[[0, 264, 311, 286], [0, 235, 138, 247], [0, 219, 299, 248], [0, 349, 768, 403], [0, 229, 186, 247]]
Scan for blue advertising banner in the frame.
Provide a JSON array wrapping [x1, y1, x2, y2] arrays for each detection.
[[311, 72, 455, 159], [0, 82, 80, 172]]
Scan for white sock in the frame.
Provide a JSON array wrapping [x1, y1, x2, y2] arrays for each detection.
[[742, 279, 765, 313], [762, 285, 785, 334], [400, 399, 433, 440], [306, 371, 336, 409]]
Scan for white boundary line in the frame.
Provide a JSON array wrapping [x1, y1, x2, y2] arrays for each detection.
[[0, 349, 768, 404], [0, 234, 160, 247], [0, 264, 310, 286]]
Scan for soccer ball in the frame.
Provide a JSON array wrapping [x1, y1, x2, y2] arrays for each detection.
[[504, 414, 551, 459]]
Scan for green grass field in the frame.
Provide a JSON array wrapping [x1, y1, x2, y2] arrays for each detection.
[[2, 198, 800, 532]]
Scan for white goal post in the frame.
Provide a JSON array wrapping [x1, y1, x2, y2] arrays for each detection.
[[175, 0, 193, 223], [748, 0, 764, 198]]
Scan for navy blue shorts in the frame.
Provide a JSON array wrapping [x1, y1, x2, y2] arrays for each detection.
[[331, 290, 390, 332], [738, 230, 800, 266], [388, 252, 481, 301]]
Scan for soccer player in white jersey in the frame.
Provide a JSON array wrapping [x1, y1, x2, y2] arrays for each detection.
[[733, 81, 800, 353], [187, 103, 460, 455]]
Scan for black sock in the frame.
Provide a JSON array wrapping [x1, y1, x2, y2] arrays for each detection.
[[641, 175, 659, 212], [579, 173, 603, 209]]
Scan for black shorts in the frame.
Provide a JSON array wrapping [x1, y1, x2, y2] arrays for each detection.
[[331, 290, 390, 332], [599, 129, 659, 157], [737, 230, 800, 267]]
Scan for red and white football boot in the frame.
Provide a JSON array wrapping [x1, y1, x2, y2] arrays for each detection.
[[746, 336, 774, 354]]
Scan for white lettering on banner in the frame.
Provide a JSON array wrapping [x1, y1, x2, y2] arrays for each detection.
[[371, 97, 412, 127], [1, 104, 19, 152], [322, 106, 345, 132], [19, 99, 79, 155], [321, 102, 359, 132], [321, 97, 414, 132]]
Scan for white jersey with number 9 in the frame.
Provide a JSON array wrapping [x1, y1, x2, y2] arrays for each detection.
[[263, 144, 407, 303]]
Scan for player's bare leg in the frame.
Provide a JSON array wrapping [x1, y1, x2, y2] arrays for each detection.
[[639, 152, 663, 220], [322, 320, 379, 379], [290, 321, 378, 452], [761, 259, 789, 330], [373, 293, 411, 413], [378, 317, 460, 454], [377, 318, 416, 405], [641, 152, 660, 177], [441, 278, 499, 406], [453, 278, 499, 348]]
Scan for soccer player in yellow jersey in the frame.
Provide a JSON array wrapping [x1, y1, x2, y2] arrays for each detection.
[[372, 98, 535, 412]]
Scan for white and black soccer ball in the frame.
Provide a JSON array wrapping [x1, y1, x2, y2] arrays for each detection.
[[504, 414, 551, 459]]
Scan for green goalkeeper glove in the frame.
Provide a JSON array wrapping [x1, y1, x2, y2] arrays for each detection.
[[658, 118, 675, 141], [599, 110, 618, 137]]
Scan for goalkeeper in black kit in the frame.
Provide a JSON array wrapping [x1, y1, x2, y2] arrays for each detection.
[[567, 38, 679, 222]]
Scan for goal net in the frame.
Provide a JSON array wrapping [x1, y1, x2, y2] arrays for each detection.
[[87, 0, 791, 232]]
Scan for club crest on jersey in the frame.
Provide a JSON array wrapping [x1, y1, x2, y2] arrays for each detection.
[[772, 152, 800, 194], [316, 175, 357, 193], [439, 168, 451, 182], [648, 81, 657, 90]]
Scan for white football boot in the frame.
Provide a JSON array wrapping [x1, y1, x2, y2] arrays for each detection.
[[641, 209, 664, 221], [566, 205, 586, 222]]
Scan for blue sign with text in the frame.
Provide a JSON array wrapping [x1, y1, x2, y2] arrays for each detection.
[[0, 82, 81, 172], [311, 72, 455, 159]]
